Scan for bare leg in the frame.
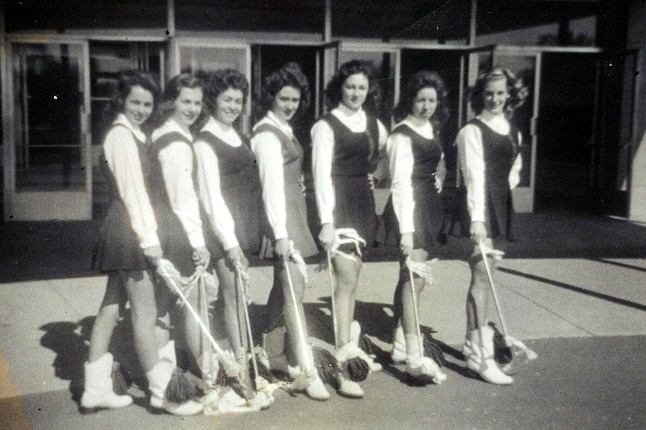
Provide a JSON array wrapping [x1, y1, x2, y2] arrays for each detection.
[[124, 270, 163, 372], [331, 255, 362, 348], [275, 259, 312, 369], [466, 240, 494, 332], [215, 258, 247, 353], [87, 273, 126, 363], [399, 249, 428, 336]]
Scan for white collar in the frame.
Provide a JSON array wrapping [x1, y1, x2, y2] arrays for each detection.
[[152, 118, 193, 143], [334, 103, 365, 120], [201, 116, 241, 147], [114, 113, 146, 142], [476, 112, 510, 135], [255, 111, 294, 138], [401, 116, 434, 139]]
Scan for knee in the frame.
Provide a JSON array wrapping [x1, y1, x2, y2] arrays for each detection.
[[96, 303, 121, 325], [130, 307, 157, 333], [412, 277, 425, 294]]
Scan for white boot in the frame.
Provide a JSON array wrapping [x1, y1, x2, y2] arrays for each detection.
[[463, 326, 513, 385], [404, 334, 447, 384], [80, 353, 133, 412], [146, 341, 203, 416], [390, 321, 406, 364]]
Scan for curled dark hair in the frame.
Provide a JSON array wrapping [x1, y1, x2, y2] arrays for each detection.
[[468, 66, 528, 117], [394, 70, 449, 130], [325, 60, 380, 114], [205, 68, 249, 115], [112, 69, 160, 122], [155, 72, 205, 127], [255, 62, 310, 121]]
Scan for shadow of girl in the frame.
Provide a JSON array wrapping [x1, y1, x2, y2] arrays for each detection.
[[39, 313, 142, 404]]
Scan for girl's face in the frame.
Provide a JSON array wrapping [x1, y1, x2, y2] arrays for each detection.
[[213, 87, 244, 126], [123, 85, 154, 129], [483, 78, 508, 115], [411, 86, 438, 121], [172, 86, 203, 128], [272, 85, 301, 123], [341, 72, 369, 111]]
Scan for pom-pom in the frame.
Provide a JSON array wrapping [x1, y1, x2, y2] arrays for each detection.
[[313, 346, 338, 387], [489, 322, 513, 364], [164, 367, 196, 403], [111, 361, 129, 395]]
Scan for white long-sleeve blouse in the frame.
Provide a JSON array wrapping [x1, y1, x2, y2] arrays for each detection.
[[311, 104, 388, 225], [193, 116, 239, 251], [103, 113, 160, 249], [456, 113, 522, 223], [151, 118, 206, 249], [249, 111, 293, 241]]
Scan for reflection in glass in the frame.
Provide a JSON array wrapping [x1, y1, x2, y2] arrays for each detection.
[[494, 55, 536, 188], [13, 44, 86, 192]]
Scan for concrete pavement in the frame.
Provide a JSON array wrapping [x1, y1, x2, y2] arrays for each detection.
[[0, 210, 645, 429]]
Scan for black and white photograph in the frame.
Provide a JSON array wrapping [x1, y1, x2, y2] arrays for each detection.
[[1, 1, 645, 429]]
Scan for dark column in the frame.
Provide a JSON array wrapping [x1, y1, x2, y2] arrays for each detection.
[[591, 0, 629, 215]]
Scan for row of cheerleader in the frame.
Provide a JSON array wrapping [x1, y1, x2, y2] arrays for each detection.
[[81, 59, 528, 416]]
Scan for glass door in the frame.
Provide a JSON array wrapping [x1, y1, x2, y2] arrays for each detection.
[[492, 49, 540, 213], [174, 40, 250, 132], [4, 41, 91, 221]]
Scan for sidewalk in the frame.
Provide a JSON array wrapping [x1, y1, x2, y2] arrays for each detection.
[[1, 210, 645, 429]]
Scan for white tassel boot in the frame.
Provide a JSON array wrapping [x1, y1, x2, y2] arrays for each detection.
[[404, 334, 447, 384], [463, 326, 513, 385], [390, 320, 406, 364], [80, 353, 133, 412], [146, 341, 203, 416]]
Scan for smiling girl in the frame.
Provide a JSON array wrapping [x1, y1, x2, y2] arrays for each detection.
[[311, 59, 388, 398], [84, 70, 160, 413], [456, 67, 523, 385], [250, 63, 330, 401], [193, 68, 261, 368], [386, 71, 448, 384], [145, 73, 214, 415]]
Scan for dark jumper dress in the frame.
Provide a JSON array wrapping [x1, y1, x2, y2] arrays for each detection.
[[384, 123, 444, 256], [253, 122, 318, 258], [322, 113, 380, 247], [196, 129, 262, 252], [148, 131, 221, 277], [458, 118, 520, 240], [93, 124, 153, 272]]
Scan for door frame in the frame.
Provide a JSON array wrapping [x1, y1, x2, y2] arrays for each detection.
[[3, 37, 92, 221]]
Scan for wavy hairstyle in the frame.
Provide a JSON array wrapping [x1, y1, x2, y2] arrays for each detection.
[[324, 59, 381, 115], [111, 69, 160, 124], [394, 70, 449, 129], [205, 68, 249, 115], [255, 62, 310, 121], [468, 66, 528, 117], [154, 72, 205, 128]]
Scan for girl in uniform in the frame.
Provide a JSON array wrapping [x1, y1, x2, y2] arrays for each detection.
[[83, 70, 160, 413], [456, 67, 523, 385], [250, 62, 329, 401], [193, 68, 261, 365], [387, 71, 448, 384], [311, 59, 388, 398], [146, 72, 211, 414]]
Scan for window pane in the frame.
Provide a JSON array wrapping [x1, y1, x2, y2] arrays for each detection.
[[179, 46, 247, 74], [332, 0, 469, 44], [476, 0, 598, 47], [13, 44, 86, 192], [175, 0, 324, 33]]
